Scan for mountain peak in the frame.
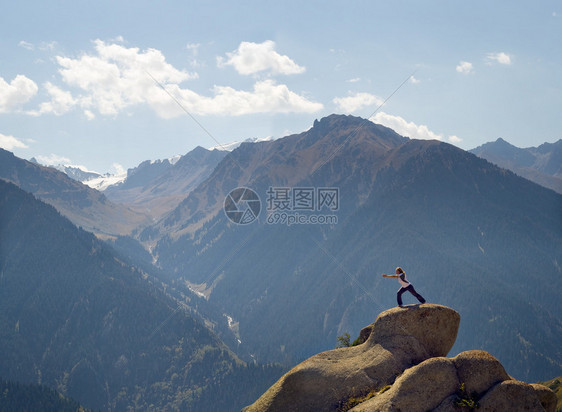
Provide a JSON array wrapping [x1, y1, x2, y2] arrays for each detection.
[[470, 137, 562, 193], [311, 113, 403, 138], [313, 113, 365, 127], [296, 114, 407, 158], [494, 137, 509, 144]]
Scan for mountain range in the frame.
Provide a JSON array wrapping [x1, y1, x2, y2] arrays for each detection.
[[470, 137, 562, 194], [1, 114, 561, 409], [103, 146, 227, 220], [137, 114, 561, 382], [0, 179, 283, 411], [0, 149, 149, 237]]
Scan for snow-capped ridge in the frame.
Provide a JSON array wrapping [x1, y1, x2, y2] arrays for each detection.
[[84, 173, 128, 191], [208, 136, 275, 151]]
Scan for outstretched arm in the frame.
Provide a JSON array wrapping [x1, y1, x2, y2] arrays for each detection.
[[382, 273, 399, 278]]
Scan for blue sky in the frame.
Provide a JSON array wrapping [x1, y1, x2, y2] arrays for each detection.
[[1, 1, 561, 174]]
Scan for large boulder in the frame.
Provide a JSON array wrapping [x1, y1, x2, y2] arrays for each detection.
[[243, 304, 460, 412], [478, 381, 556, 412], [350, 350, 556, 412], [452, 350, 510, 396], [244, 304, 557, 412], [531, 383, 559, 412]]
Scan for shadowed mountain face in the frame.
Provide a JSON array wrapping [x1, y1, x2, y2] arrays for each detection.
[[0, 180, 283, 411], [470, 138, 562, 194], [104, 146, 227, 220], [0, 148, 149, 236], [145, 114, 562, 382]]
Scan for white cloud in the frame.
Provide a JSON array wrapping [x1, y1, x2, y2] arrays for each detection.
[[371, 112, 462, 144], [409, 75, 420, 84], [456, 61, 474, 74], [218, 40, 305, 75], [38, 41, 58, 52], [84, 109, 95, 120], [0, 75, 38, 112], [186, 43, 201, 55], [33, 40, 321, 118], [346, 77, 361, 83], [29, 39, 320, 118], [157, 79, 323, 117], [112, 163, 126, 175], [18, 40, 34, 50], [333, 92, 384, 113], [486, 52, 512, 65], [52, 39, 197, 116], [110, 35, 125, 43], [186, 43, 203, 68], [372, 112, 442, 140], [448, 135, 463, 144], [0, 133, 29, 150], [34, 153, 71, 165], [29, 82, 78, 116]]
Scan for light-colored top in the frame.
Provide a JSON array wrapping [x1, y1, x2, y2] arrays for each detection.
[[398, 273, 410, 288]]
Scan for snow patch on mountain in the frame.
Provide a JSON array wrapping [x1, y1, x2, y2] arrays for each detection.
[[84, 172, 127, 191], [209, 136, 275, 151]]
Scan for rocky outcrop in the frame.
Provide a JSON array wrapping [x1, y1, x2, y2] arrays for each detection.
[[243, 304, 460, 411], [351, 350, 556, 411], [244, 304, 557, 412]]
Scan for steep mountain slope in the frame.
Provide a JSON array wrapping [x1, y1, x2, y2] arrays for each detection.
[[104, 146, 227, 219], [0, 180, 282, 411], [0, 149, 149, 236], [148, 114, 562, 382], [470, 138, 562, 194]]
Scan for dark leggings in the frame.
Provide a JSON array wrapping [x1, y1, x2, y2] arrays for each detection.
[[397, 284, 426, 306]]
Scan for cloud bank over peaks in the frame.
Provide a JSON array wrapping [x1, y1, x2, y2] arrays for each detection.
[[16, 39, 321, 118], [371, 112, 462, 144], [34, 153, 72, 166], [155, 79, 322, 117], [218, 40, 306, 75]]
